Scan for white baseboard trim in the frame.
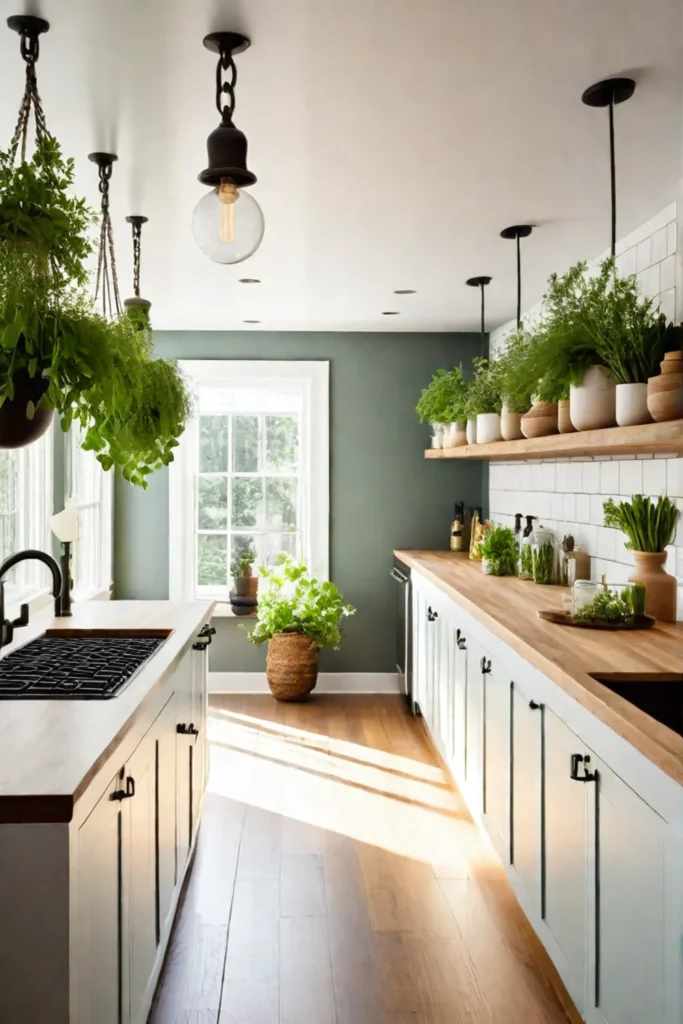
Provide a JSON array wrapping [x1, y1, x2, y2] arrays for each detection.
[[209, 671, 401, 695]]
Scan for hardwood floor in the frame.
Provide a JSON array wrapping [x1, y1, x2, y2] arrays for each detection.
[[149, 694, 575, 1024]]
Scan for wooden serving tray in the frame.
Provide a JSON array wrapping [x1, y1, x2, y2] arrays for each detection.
[[538, 609, 656, 631]]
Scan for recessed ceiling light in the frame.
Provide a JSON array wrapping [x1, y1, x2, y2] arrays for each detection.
[[382, 311, 400, 315], [393, 289, 416, 294], [243, 319, 261, 324], [238, 278, 261, 284]]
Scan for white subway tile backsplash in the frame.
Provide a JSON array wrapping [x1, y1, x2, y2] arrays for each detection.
[[576, 493, 591, 524], [619, 459, 643, 496], [643, 458, 667, 496], [600, 461, 620, 495], [637, 264, 660, 300], [591, 493, 605, 526], [636, 237, 652, 271], [550, 493, 564, 520], [660, 254, 676, 293], [581, 462, 600, 493], [597, 527, 615, 561], [534, 493, 551, 520], [616, 246, 638, 277], [563, 494, 577, 521], [651, 226, 668, 264], [668, 458, 683, 498], [667, 220, 677, 256], [659, 288, 676, 323]]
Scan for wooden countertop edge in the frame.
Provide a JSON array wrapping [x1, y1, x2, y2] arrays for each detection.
[[0, 602, 215, 825], [395, 551, 683, 786]]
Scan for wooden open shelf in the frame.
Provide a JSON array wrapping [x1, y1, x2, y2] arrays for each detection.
[[425, 420, 683, 462]]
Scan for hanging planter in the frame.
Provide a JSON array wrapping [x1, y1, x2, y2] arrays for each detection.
[[0, 372, 53, 448]]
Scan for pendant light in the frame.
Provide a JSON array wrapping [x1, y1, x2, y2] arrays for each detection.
[[500, 225, 533, 327], [124, 215, 151, 319], [465, 276, 492, 355], [582, 77, 635, 258], [192, 32, 264, 264], [89, 152, 121, 319]]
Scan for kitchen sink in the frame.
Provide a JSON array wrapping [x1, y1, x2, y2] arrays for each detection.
[[590, 673, 683, 739], [0, 629, 170, 700]]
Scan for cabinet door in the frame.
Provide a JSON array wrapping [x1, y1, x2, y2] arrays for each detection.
[[544, 710, 588, 1015], [510, 682, 542, 912], [465, 638, 485, 813], [411, 584, 428, 715], [123, 731, 158, 1024], [588, 754, 669, 1024], [76, 773, 121, 1024], [451, 624, 468, 784], [482, 653, 510, 863], [176, 688, 192, 877], [191, 645, 209, 835], [156, 695, 178, 940]]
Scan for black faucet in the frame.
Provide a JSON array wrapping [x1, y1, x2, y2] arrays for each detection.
[[0, 549, 70, 649]]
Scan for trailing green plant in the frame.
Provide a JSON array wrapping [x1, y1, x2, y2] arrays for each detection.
[[246, 556, 355, 649], [416, 365, 469, 424], [603, 495, 678, 552], [464, 357, 502, 417], [231, 549, 257, 579], [532, 539, 555, 585], [0, 136, 190, 486], [479, 524, 518, 576], [572, 582, 645, 623]]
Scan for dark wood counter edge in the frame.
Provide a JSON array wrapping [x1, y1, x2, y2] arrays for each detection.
[[0, 604, 215, 825], [396, 551, 683, 786]]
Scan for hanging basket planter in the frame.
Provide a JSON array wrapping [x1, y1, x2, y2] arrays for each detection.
[[0, 373, 53, 449]]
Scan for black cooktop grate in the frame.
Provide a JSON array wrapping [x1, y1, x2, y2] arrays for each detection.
[[0, 635, 166, 699]]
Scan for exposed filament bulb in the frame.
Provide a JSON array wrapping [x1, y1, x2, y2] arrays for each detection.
[[219, 179, 238, 243]]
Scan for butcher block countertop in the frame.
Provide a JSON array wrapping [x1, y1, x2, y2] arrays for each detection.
[[396, 550, 683, 786], [0, 600, 213, 823]]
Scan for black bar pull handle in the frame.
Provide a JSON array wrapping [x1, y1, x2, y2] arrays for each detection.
[[481, 657, 492, 675], [456, 628, 467, 650], [199, 623, 216, 641], [177, 722, 199, 737], [125, 775, 135, 798], [529, 699, 540, 710], [427, 607, 438, 621], [571, 753, 597, 782]]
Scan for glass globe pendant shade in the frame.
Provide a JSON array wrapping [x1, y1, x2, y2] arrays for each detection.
[[192, 178, 264, 264]]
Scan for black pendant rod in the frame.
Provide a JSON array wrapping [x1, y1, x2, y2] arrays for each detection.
[[466, 276, 492, 354], [582, 77, 635, 259], [500, 225, 532, 328]]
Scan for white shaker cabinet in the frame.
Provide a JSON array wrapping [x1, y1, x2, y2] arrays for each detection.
[[465, 637, 485, 814], [481, 651, 510, 863], [510, 681, 542, 915]]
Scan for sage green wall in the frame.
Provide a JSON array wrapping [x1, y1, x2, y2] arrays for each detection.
[[114, 332, 484, 673]]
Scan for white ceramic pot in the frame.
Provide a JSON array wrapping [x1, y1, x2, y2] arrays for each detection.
[[501, 405, 524, 441], [476, 412, 502, 445], [430, 423, 444, 449], [615, 382, 651, 427], [466, 418, 477, 445], [569, 365, 616, 431], [442, 422, 467, 448]]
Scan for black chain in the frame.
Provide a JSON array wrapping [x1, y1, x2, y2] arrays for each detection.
[[93, 163, 122, 319], [215, 45, 237, 124], [132, 221, 142, 298], [10, 27, 49, 164]]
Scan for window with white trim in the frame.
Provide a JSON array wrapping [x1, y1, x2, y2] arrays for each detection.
[[0, 426, 53, 603], [169, 361, 329, 601], [66, 426, 113, 597]]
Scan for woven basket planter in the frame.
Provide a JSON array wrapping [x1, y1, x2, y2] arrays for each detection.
[[266, 632, 319, 701]]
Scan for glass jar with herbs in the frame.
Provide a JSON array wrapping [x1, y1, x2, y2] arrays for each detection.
[[531, 526, 557, 585]]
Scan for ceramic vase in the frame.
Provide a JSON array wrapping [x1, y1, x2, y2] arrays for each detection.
[[569, 365, 616, 431], [615, 382, 651, 427], [476, 412, 502, 445], [442, 422, 467, 448], [628, 551, 677, 622], [647, 351, 683, 423], [430, 423, 444, 449], [501, 405, 524, 441], [557, 399, 575, 434], [520, 401, 558, 439], [466, 418, 477, 445]]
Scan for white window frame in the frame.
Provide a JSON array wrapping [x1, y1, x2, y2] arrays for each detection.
[[169, 360, 329, 601], [65, 427, 114, 601]]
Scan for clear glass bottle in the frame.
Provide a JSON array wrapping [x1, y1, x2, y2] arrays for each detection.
[[531, 525, 557, 585], [518, 515, 536, 580]]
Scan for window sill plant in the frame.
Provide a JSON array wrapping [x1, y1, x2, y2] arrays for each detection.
[[603, 495, 679, 621], [245, 557, 355, 701], [478, 524, 518, 576], [230, 549, 258, 614]]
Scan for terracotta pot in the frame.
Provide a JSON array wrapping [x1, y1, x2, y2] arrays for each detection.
[[247, 576, 259, 598], [0, 373, 54, 449], [521, 402, 558, 439], [557, 400, 575, 434], [628, 551, 677, 622], [466, 418, 477, 445], [647, 381, 683, 423], [616, 382, 651, 427], [266, 632, 319, 701], [501, 406, 524, 441], [476, 412, 502, 444], [657, 350, 683, 380], [442, 422, 467, 448], [569, 365, 616, 431]]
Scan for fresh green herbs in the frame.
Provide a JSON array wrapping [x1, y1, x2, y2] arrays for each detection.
[[532, 539, 555, 585], [464, 357, 502, 417], [416, 365, 469, 424], [603, 495, 678, 553], [572, 583, 646, 623], [519, 544, 533, 580], [246, 557, 355, 649], [479, 524, 518, 576]]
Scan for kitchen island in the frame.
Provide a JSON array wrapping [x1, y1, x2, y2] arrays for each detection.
[[0, 599, 214, 1024], [398, 550, 683, 1024]]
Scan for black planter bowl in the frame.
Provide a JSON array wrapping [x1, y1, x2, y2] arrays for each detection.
[[0, 374, 53, 449], [229, 591, 258, 608]]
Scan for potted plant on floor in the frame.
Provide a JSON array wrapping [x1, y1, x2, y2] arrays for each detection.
[[246, 557, 356, 701], [603, 495, 679, 620], [478, 524, 518, 576], [466, 357, 502, 444]]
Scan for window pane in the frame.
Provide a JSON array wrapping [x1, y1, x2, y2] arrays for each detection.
[[231, 478, 264, 528], [198, 534, 228, 587], [265, 415, 299, 472], [265, 533, 298, 566], [0, 452, 17, 565], [232, 534, 258, 568], [232, 415, 259, 472], [198, 477, 228, 530], [200, 416, 229, 473], [265, 478, 297, 531]]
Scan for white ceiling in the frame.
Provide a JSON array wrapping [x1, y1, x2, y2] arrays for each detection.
[[1, 0, 682, 332]]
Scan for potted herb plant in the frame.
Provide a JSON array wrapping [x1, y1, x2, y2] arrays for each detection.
[[479, 524, 518, 576], [246, 557, 355, 701], [231, 549, 258, 597], [416, 367, 468, 448], [502, 324, 562, 438], [494, 328, 534, 440], [466, 357, 502, 444], [603, 495, 679, 621]]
